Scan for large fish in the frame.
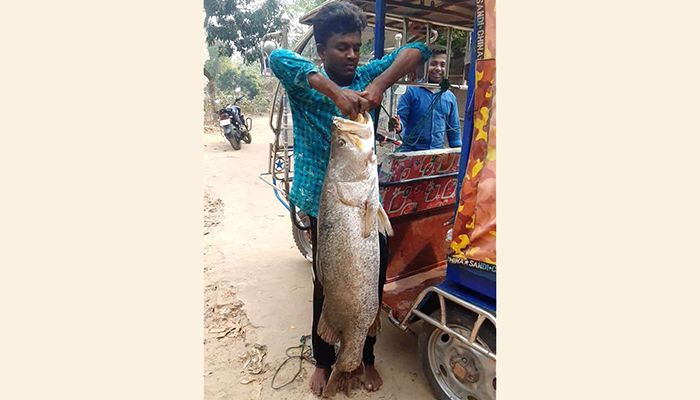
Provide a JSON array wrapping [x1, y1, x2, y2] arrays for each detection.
[[316, 112, 394, 397]]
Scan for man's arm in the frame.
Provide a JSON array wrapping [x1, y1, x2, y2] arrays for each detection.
[[307, 73, 369, 120], [359, 43, 431, 110], [446, 94, 462, 148], [269, 49, 318, 95], [269, 48, 368, 119]]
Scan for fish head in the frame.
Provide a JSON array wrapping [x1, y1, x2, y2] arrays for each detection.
[[330, 112, 376, 173]]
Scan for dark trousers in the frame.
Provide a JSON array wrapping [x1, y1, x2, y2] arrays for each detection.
[[309, 216, 389, 369]]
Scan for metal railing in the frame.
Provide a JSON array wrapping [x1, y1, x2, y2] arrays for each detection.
[[388, 286, 497, 361]]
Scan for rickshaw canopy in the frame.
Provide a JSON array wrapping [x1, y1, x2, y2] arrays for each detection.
[[299, 0, 476, 31]]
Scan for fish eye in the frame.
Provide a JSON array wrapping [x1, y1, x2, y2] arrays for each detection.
[[337, 138, 346, 147]]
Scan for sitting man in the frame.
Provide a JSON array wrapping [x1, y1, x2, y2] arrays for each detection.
[[396, 47, 462, 151]]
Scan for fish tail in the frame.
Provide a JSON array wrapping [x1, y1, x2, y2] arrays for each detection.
[[323, 340, 363, 397], [334, 333, 365, 373], [323, 369, 358, 397]]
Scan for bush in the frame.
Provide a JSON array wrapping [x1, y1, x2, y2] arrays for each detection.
[[237, 95, 271, 117], [214, 89, 272, 117], [205, 46, 278, 119]]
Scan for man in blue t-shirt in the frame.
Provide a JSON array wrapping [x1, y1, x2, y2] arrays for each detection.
[[396, 47, 462, 151]]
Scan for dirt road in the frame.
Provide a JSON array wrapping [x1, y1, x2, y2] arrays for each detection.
[[203, 117, 435, 400]]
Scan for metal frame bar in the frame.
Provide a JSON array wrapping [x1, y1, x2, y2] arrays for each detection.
[[402, 18, 408, 46], [259, 172, 291, 210], [422, 22, 432, 82], [382, 13, 472, 31], [267, 143, 275, 174], [393, 286, 497, 361], [367, 22, 403, 33], [374, 0, 387, 57], [269, 83, 280, 133], [445, 27, 453, 78], [356, 0, 473, 21], [373, 0, 387, 132], [462, 29, 473, 85], [401, 17, 409, 82], [298, 1, 473, 31], [280, 96, 292, 195], [258, 172, 290, 197]]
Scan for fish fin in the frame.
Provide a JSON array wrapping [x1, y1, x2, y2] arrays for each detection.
[[376, 206, 394, 237], [318, 310, 340, 345], [334, 182, 363, 208], [361, 201, 375, 238], [366, 151, 377, 167], [367, 311, 381, 337]]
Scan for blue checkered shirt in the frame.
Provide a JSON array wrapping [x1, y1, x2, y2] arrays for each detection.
[[269, 42, 431, 217]]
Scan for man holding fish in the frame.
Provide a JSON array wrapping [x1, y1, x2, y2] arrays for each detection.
[[269, 1, 430, 396]]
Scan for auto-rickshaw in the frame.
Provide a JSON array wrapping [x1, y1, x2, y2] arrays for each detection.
[[259, 1, 496, 398]]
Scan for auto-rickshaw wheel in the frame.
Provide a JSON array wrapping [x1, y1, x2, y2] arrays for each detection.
[[291, 211, 313, 263], [418, 307, 496, 400]]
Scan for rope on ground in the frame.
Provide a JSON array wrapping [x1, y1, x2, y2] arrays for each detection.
[[271, 334, 314, 390]]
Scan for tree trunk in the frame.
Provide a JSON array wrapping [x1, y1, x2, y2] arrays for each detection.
[[204, 67, 218, 126]]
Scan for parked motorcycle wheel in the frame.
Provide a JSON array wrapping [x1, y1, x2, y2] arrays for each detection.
[[223, 125, 241, 150], [226, 133, 241, 150], [242, 129, 252, 144]]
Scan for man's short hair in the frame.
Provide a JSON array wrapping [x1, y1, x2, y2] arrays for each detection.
[[312, 2, 367, 46], [429, 45, 447, 58]]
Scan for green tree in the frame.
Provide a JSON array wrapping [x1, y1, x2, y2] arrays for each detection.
[[204, 0, 282, 64], [204, 45, 234, 124], [436, 29, 468, 60], [217, 64, 262, 98], [204, 46, 234, 82], [203, 0, 281, 123], [286, 0, 324, 46], [204, 45, 274, 122]]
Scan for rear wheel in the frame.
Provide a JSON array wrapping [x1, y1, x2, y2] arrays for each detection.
[[226, 133, 241, 150], [418, 307, 496, 400], [291, 210, 312, 263]]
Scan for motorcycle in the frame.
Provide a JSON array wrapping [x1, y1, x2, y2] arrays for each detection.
[[218, 87, 252, 150]]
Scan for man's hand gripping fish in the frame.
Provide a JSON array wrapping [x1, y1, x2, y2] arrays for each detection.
[[316, 112, 394, 397]]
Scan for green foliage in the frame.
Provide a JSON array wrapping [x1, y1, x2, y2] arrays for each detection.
[[205, 46, 274, 116], [237, 95, 273, 117], [436, 29, 468, 59], [360, 38, 375, 61], [204, 0, 283, 64], [217, 63, 262, 98], [287, 0, 325, 46], [204, 46, 232, 77], [286, 0, 324, 17]]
